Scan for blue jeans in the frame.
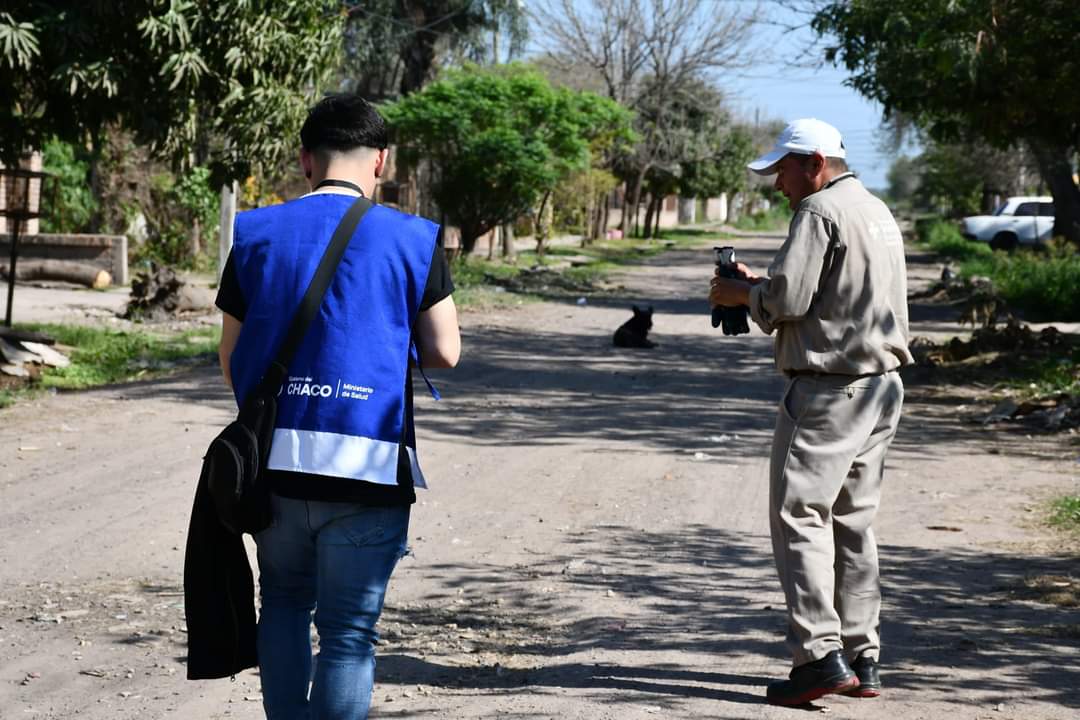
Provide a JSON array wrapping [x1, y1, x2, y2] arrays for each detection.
[[254, 495, 410, 720]]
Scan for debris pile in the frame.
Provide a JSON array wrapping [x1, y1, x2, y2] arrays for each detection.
[[909, 322, 1080, 432], [911, 266, 1012, 327], [912, 322, 1069, 366], [0, 329, 70, 384], [124, 264, 214, 321]]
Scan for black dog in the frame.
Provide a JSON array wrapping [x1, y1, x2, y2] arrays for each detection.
[[613, 305, 657, 348]]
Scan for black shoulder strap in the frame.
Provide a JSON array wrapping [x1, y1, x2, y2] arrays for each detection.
[[260, 196, 373, 391]]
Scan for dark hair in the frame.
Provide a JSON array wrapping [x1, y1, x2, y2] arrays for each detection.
[[300, 94, 387, 153]]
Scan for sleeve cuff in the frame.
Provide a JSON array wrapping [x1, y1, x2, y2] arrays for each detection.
[[748, 282, 775, 335]]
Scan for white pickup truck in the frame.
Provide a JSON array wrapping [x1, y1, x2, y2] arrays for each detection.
[[961, 196, 1055, 250]]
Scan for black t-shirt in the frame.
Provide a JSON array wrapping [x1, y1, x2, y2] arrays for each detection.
[[215, 240, 454, 506]]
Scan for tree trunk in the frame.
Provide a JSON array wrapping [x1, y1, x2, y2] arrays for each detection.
[[643, 193, 656, 239], [601, 196, 610, 240], [618, 181, 629, 235], [218, 181, 237, 280], [653, 195, 664, 238], [501, 223, 515, 259], [535, 191, 551, 257], [626, 167, 648, 237], [1029, 141, 1080, 245], [190, 218, 202, 257], [1, 260, 111, 289]]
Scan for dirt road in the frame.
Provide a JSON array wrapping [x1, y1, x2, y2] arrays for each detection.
[[1, 234, 1078, 719]]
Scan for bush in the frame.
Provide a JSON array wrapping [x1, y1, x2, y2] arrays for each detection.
[[920, 219, 993, 262], [40, 137, 98, 233], [134, 166, 220, 270], [732, 205, 790, 232], [960, 243, 1080, 321]]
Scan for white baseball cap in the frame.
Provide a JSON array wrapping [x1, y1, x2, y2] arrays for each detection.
[[747, 118, 847, 175]]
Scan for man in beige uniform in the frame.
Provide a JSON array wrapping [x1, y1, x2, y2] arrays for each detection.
[[710, 118, 913, 707]]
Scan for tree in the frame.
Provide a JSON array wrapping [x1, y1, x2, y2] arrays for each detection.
[[632, 80, 751, 237], [890, 139, 1038, 216], [809, 0, 1080, 243], [531, 0, 760, 235], [342, 0, 527, 99], [1, 2, 343, 198], [382, 63, 635, 253], [885, 156, 919, 209], [680, 126, 754, 201]]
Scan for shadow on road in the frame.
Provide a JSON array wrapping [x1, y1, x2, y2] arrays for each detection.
[[377, 525, 1080, 710]]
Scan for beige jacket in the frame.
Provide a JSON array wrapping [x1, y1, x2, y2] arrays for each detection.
[[748, 173, 914, 375]]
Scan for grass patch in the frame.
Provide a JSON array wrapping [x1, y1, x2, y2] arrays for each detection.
[[959, 244, 1080, 321], [1049, 496, 1080, 532], [451, 230, 726, 305], [0, 323, 220, 406], [730, 206, 791, 233], [915, 217, 1080, 321], [919, 220, 993, 262], [1003, 347, 1080, 397]]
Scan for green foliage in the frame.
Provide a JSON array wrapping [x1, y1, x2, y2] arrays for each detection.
[[552, 167, 620, 234], [1049, 496, 1080, 532], [960, 244, 1080, 321], [812, 0, 1080, 242], [679, 125, 755, 199], [135, 166, 220, 269], [383, 64, 635, 252], [39, 136, 97, 233], [0, 2, 344, 183], [343, 0, 527, 98], [731, 205, 791, 233], [813, 0, 1079, 150], [14, 323, 219, 392], [886, 155, 919, 207], [914, 143, 987, 217], [1007, 348, 1080, 398], [918, 220, 993, 262]]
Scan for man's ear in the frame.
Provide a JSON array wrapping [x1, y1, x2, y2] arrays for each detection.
[[300, 148, 313, 180], [374, 148, 388, 179]]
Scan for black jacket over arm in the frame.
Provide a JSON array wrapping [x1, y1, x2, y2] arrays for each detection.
[[183, 467, 258, 679]]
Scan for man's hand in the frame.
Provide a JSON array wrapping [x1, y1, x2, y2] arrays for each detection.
[[716, 262, 762, 283], [710, 276, 751, 309]]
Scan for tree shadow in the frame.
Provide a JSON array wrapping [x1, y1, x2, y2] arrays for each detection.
[[376, 525, 1080, 710]]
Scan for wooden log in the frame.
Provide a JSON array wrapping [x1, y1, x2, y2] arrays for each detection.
[[1, 259, 112, 288], [0, 327, 55, 345]]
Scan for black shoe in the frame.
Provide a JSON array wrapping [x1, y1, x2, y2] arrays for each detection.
[[842, 654, 882, 698], [766, 650, 859, 706]]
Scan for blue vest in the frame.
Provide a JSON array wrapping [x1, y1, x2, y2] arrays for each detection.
[[229, 193, 438, 488]]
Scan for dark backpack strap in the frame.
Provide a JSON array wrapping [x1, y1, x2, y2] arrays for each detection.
[[260, 196, 373, 391]]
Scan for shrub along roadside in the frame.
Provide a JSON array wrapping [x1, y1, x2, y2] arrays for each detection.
[[0, 324, 220, 408], [960, 245, 1080, 322], [916, 220, 1080, 321], [919, 219, 993, 262]]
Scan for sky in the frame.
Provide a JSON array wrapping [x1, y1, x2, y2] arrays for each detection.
[[723, 5, 900, 191], [523, 1, 905, 192]]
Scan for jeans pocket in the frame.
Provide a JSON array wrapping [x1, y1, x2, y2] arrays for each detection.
[[338, 511, 389, 548]]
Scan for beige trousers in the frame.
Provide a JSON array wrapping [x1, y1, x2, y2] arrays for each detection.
[[769, 371, 904, 667]]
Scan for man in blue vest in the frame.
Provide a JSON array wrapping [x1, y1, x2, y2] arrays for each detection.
[[215, 94, 460, 720]]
